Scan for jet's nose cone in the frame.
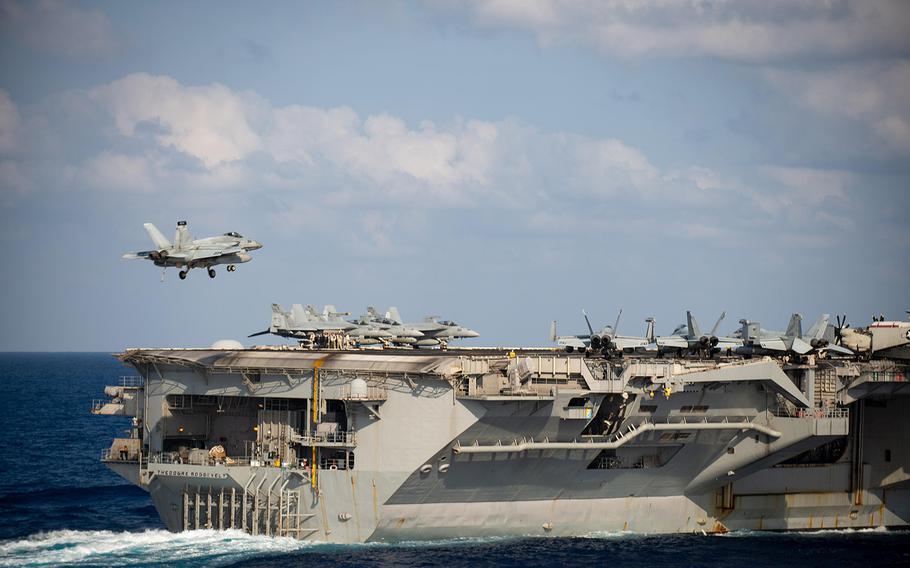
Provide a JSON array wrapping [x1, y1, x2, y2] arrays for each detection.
[[247, 240, 263, 250], [463, 329, 480, 338]]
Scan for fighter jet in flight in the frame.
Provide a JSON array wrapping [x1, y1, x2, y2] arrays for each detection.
[[123, 221, 262, 280]]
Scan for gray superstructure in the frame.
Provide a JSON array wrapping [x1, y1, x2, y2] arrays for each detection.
[[93, 347, 910, 541]]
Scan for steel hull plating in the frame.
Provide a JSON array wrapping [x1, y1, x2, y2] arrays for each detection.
[[98, 349, 910, 542]]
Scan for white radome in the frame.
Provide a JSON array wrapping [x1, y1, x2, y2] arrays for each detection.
[[210, 339, 245, 350]]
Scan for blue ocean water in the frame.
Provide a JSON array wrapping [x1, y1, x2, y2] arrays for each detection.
[[0, 353, 908, 567]]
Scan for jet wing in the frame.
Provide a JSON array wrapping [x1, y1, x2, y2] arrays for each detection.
[[190, 247, 242, 261], [656, 336, 689, 349], [614, 337, 648, 350], [557, 336, 588, 349], [715, 338, 742, 350], [758, 337, 787, 351]]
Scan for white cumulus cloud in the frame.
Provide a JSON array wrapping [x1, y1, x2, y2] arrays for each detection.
[[89, 73, 265, 168]]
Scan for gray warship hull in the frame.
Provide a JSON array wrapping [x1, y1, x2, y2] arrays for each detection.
[[94, 348, 910, 541]]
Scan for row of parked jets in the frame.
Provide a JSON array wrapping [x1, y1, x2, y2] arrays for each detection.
[[250, 304, 480, 348], [550, 310, 910, 360]]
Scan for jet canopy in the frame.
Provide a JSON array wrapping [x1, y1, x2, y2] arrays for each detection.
[[223, 231, 244, 238]]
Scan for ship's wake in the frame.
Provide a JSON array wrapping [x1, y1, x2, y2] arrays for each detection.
[[0, 529, 312, 567]]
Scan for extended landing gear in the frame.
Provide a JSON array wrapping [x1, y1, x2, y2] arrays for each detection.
[[178, 270, 188, 280], [208, 268, 216, 279], [226, 264, 236, 272]]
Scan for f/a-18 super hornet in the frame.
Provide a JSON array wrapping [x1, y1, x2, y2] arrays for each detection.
[[360, 307, 425, 346], [249, 304, 392, 348], [123, 221, 262, 280], [550, 309, 650, 354], [383, 308, 479, 348], [734, 313, 852, 358], [652, 311, 741, 357]]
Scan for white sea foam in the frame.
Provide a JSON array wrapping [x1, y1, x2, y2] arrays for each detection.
[[716, 526, 891, 538], [0, 529, 313, 567]]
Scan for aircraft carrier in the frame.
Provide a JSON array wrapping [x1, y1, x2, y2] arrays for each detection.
[[93, 345, 910, 542]]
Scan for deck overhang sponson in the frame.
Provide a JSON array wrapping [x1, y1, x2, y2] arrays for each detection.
[[453, 421, 782, 454]]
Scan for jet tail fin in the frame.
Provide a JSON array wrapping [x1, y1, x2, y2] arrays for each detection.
[[143, 223, 172, 250], [271, 303, 288, 329], [582, 310, 595, 336], [806, 314, 829, 340], [709, 311, 726, 336], [291, 304, 310, 325], [686, 311, 702, 338], [550, 321, 558, 342], [645, 317, 655, 343], [786, 313, 803, 338], [174, 221, 193, 250], [387, 307, 403, 325]]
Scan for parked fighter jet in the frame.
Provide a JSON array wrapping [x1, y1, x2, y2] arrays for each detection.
[[123, 221, 262, 280], [360, 307, 425, 345], [734, 313, 851, 358], [550, 310, 650, 354], [383, 308, 479, 348], [249, 304, 391, 347], [653, 311, 741, 356]]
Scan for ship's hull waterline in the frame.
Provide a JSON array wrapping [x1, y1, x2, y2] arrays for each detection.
[[95, 348, 910, 542]]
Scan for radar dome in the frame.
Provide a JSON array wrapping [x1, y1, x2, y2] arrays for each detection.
[[350, 378, 368, 399], [211, 339, 244, 350]]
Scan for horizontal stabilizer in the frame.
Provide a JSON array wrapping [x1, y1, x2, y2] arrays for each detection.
[[790, 337, 813, 355], [826, 344, 854, 356], [144, 223, 172, 250]]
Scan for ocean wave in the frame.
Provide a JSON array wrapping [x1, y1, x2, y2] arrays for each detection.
[[0, 529, 313, 567], [716, 526, 892, 538]]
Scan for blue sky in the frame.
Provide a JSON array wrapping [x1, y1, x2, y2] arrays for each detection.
[[1, 0, 908, 350]]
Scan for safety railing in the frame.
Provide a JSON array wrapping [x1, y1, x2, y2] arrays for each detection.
[[146, 451, 252, 467], [119, 376, 145, 388], [771, 406, 849, 419], [100, 448, 140, 462], [319, 458, 351, 471], [340, 385, 388, 401], [293, 430, 357, 446]]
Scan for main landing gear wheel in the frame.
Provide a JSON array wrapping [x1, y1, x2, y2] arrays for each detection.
[[227, 264, 236, 272], [208, 268, 216, 279], [178, 270, 188, 280]]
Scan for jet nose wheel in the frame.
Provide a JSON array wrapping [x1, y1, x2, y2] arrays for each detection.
[[178, 270, 188, 280], [208, 268, 216, 279]]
